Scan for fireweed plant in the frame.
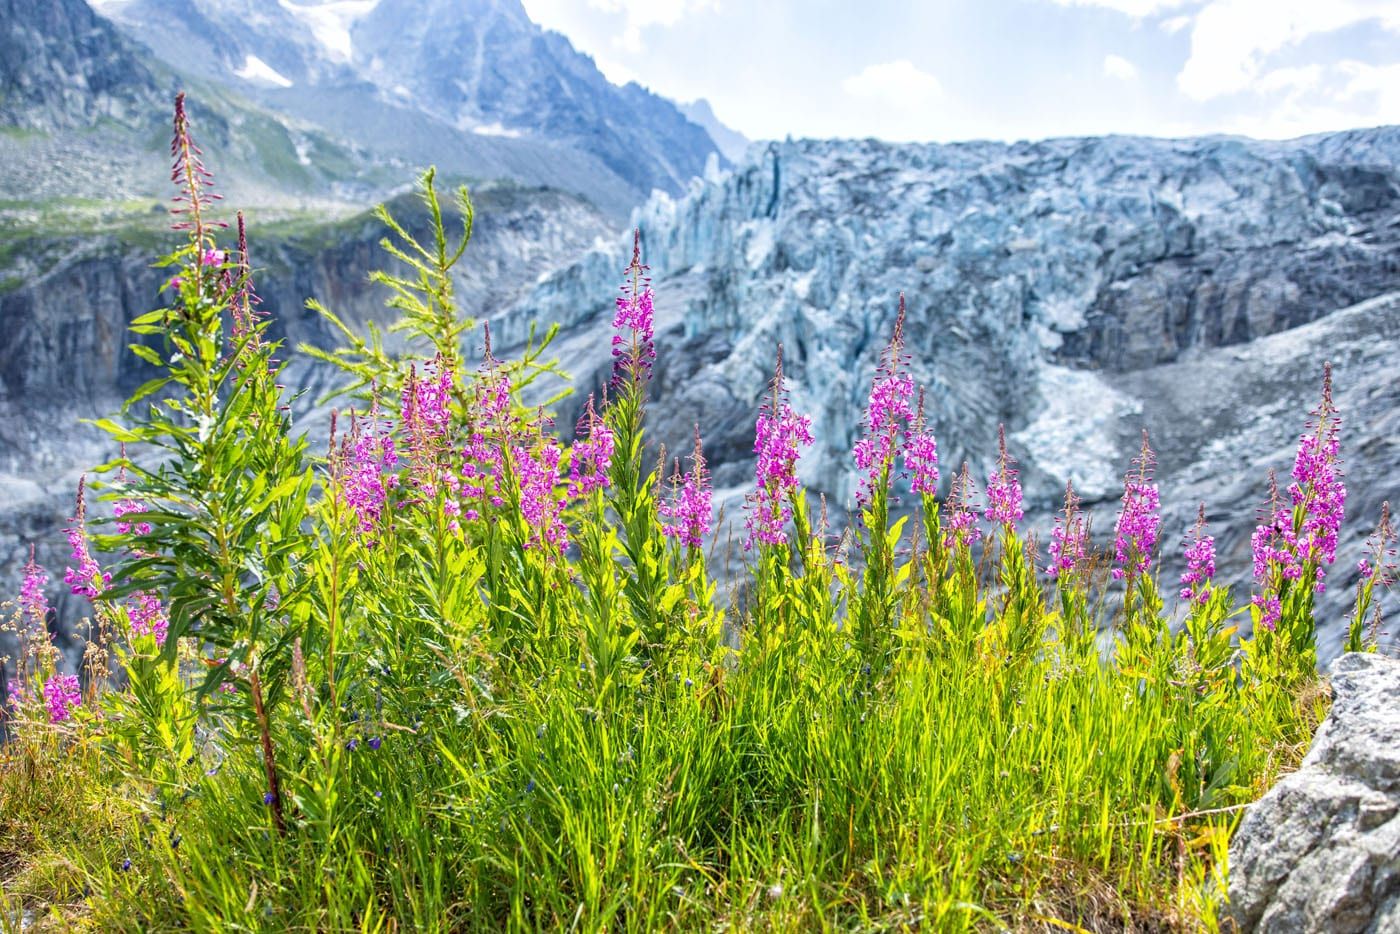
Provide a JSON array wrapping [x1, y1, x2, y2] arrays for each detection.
[[0, 94, 1392, 932]]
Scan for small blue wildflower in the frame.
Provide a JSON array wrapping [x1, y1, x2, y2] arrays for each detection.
[[367, 736, 381, 751], [121, 858, 131, 872], [525, 777, 536, 793], [346, 738, 359, 751], [263, 792, 276, 806], [374, 791, 383, 799]]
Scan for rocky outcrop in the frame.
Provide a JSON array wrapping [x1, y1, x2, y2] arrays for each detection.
[[497, 129, 1400, 655], [1229, 652, 1400, 932], [0, 0, 168, 131]]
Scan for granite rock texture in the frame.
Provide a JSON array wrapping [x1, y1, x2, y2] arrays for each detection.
[[1230, 652, 1400, 933]]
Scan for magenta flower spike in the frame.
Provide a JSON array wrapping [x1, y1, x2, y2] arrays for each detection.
[[1111, 431, 1161, 583], [44, 673, 81, 724], [127, 592, 170, 648], [1047, 481, 1088, 579], [853, 295, 915, 507], [514, 438, 568, 552], [984, 424, 1024, 527], [18, 547, 50, 638], [744, 346, 813, 550], [943, 462, 983, 551], [169, 92, 226, 238], [904, 389, 940, 496], [63, 478, 109, 600], [661, 427, 714, 548], [567, 395, 615, 499], [1179, 504, 1216, 606], [1287, 363, 1346, 591], [336, 409, 399, 535], [611, 229, 656, 388]]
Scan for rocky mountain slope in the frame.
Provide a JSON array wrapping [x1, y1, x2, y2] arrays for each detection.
[[494, 129, 1400, 655], [94, 0, 723, 211]]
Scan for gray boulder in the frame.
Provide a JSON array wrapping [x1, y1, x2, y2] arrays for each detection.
[[1230, 652, 1400, 932]]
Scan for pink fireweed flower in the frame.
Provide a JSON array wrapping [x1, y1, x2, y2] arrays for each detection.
[[514, 439, 568, 552], [744, 348, 813, 550], [19, 548, 50, 636], [611, 229, 656, 387], [460, 354, 515, 520], [1047, 481, 1088, 579], [1252, 593, 1283, 631], [63, 479, 109, 599], [1179, 504, 1216, 606], [1112, 432, 1161, 582], [567, 396, 614, 498], [400, 356, 455, 494], [334, 410, 399, 535], [1287, 364, 1345, 589], [44, 673, 81, 724], [113, 499, 153, 536], [127, 592, 170, 648], [904, 389, 940, 496], [660, 427, 713, 548], [943, 462, 983, 551], [984, 424, 1024, 526], [853, 295, 915, 507]]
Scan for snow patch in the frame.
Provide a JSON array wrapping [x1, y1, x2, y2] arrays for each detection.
[[277, 0, 380, 64], [1013, 365, 1141, 500], [233, 54, 293, 88]]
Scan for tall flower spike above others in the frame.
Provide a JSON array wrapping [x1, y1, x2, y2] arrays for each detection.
[[984, 424, 1024, 526], [1047, 480, 1088, 579], [567, 395, 615, 499], [611, 229, 656, 388], [943, 461, 982, 550], [904, 389, 940, 496], [853, 294, 916, 507], [169, 92, 226, 240], [744, 346, 813, 550], [1179, 504, 1216, 606], [1288, 362, 1346, 591], [230, 212, 264, 345], [1111, 431, 1161, 582], [660, 426, 713, 549], [63, 478, 109, 600], [1357, 501, 1396, 584]]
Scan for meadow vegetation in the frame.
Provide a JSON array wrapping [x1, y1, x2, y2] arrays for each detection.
[[1, 94, 1395, 932]]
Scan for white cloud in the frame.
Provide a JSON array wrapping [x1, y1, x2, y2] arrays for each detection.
[[1176, 0, 1400, 101], [1048, 0, 1197, 18], [842, 60, 944, 107], [1103, 54, 1140, 80], [1159, 13, 1194, 33], [583, 0, 720, 52]]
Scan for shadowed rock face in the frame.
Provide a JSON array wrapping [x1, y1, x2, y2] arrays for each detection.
[[0, 0, 167, 130], [495, 129, 1400, 654], [1229, 653, 1400, 932]]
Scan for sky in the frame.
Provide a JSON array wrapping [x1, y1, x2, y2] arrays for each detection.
[[520, 0, 1400, 144]]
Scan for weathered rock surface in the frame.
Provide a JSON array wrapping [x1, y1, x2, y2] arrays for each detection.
[[1230, 652, 1400, 933]]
